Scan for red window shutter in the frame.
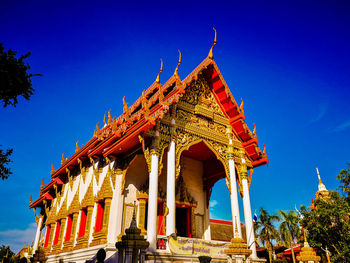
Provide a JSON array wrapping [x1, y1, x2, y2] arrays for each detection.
[[65, 215, 73, 242], [95, 202, 104, 233], [78, 209, 87, 237], [53, 221, 61, 245]]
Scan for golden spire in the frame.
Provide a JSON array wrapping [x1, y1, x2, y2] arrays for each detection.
[[61, 153, 65, 164], [103, 112, 107, 126], [239, 98, 245, 115], [156, 59, 163, 83], [174, 50, 181, 77], [40, 179, 45, 190], [75, 140, 80, 152], [208, 27, 217, 59], [316, 167, 328, 192], [303, 228, 308, 245], [51, 163, 55, 175], [123, 96, 129, 115], [253, 123, 257, 138], [234, 216, 239, 238], [107, 109, 112, 124]]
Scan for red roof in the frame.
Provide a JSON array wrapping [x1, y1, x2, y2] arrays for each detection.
[[30, 56, 268, 209]]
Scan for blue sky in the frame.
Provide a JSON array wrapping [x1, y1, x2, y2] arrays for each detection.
[[1, 0, 349, 252]]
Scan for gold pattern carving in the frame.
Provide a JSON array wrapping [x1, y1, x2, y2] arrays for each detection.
[[136, 191, 148, 235]]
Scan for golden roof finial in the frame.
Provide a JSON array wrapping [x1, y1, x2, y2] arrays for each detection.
[[208, 27, 217, 59], [96, 122, 100, 132], [239, 98, 245, 115], [103, 112, 107, 126], [174, 50, 181, 77], [40, 178, 45, 190], [29, 195, 33, 204], [156, 59, 163, 83], [253, 123, 257, 138], [107, 109, 112, 124], [51, 163, 55, 175], [61, 153, 65, 164], [123, 96, 129, 114], [263, 144, 267, 157], [75, 140, 79, 152]]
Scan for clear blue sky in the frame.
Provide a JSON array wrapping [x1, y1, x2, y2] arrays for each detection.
[[1, 0, 349, 252]]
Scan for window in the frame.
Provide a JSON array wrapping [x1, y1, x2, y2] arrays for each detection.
[[65, 215, 73, 242], [95, 201, 105, 233], [78, 209, 87, 237], [53, 221, 61, 245]]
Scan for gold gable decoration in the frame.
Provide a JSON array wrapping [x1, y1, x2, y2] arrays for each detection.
[[80, 180, 95, 209], [45, 201, 58, 225], [95, 173, 113, 201], [179, 76, 225, 117], [69, 187, 81, 214], [57, 199, 68, 220]]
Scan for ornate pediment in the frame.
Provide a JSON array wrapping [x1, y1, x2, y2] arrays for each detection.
[[178, 76, 226, 117]]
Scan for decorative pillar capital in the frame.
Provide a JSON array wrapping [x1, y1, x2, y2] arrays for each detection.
[[169, 119, 176, 141], [150, 131, 160, 156], [227, 145, 234, 160]]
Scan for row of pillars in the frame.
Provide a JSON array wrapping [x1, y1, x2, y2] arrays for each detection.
[[146, 121, 257, 259]]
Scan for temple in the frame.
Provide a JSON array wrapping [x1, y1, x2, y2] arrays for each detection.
[[29, 31, 268, 263]]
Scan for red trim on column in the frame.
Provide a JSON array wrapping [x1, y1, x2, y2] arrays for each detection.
[[65, 215, 73, 242], [53, 221, 61, 245], [95, 202, 104, 233], [78, 209, 87, 237], [44, 225, 51, 247]]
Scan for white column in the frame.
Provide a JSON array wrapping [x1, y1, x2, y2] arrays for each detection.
[[242, 176, 257, 259], [32, 215, 43, 253], [166, 120, 176, 237], [203, 198, 211, 240], [228, 159, 242, 238], [108, 165, 124, 243], [147, 142, 160, 251]]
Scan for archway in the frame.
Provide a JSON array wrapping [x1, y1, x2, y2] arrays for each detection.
[[176, 141, 227, 239]]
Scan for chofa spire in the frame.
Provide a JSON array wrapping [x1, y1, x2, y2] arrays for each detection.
[[155, 59, 163, 83], [173, 50, 181, 77], [208, 27, 217, 59]]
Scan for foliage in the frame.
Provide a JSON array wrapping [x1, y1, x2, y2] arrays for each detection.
[[0, 43, 41, 180], [0, 43, 41, 108], [300, 191, 350, 262], [278, 210, 300, 246], [0, 146, 13, 180], [255, 208, 280, 262], [337, 163, 350, 202], [0, 245, 16, 263]]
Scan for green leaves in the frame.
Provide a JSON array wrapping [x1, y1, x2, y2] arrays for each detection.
[[0, 43, 41, 107], [0, 146, 13, 180], [300, 191, 350, 262]]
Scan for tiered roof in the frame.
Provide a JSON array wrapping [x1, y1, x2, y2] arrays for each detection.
[[30, 31, 268, 209]]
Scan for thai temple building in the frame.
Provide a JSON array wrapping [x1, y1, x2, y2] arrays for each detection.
[[29, 31, 268, 262]]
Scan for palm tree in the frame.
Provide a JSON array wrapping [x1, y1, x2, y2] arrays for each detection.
[[255, 208, 280, 263], [278, 210, 300, 263]]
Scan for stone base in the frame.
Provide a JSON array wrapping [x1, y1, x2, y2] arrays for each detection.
[[145, 251, 266, 263], [44, 244, 116, 263]]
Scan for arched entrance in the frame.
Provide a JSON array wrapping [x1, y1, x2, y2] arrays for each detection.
[[175, 141, 227, 239]]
